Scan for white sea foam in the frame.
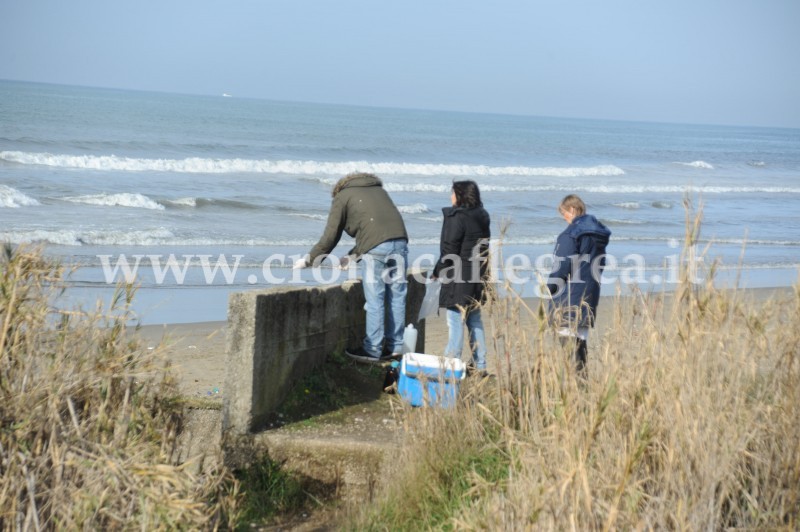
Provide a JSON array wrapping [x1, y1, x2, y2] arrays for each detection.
[[62, 193, 165, 210], [676, 160, 714, 169], [378, 182, 800, 194], [602, 218, 648, 226], [613, 202, 640, 210], [4, 227, 797, 252], [287, 213, 327, 221], [0, 185, 40, 208], [165, 197, 198, 207], [397, 203, 430, 214], [710, 238, 800, 246], [0, 228, 175, 246], [382, 183, 451, 193], [0, 150, 625, 178], [0, 228, 321, 247], [622, 236, 800, 246]]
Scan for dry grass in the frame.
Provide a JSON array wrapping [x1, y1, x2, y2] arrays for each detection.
[[0, 245, 239, 530], [349, 203, 800, 530], [471, 283, 799, 530]]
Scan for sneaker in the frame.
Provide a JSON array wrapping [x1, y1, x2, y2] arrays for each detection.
[[381, 346, 403, 360], [346, 346, 388, 365]]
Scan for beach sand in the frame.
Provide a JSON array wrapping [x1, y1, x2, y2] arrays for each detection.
[[136, 286, 794, 401]]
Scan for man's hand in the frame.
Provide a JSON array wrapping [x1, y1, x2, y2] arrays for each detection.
[[293, 257, 309, 270]]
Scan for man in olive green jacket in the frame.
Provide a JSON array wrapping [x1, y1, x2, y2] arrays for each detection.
[[294, 172, 409, 363]]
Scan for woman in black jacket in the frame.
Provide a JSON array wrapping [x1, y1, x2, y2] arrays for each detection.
[[432, 180, 491, 374]]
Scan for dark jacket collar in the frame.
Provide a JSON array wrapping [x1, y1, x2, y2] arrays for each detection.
[[442, 205, 484, 217]]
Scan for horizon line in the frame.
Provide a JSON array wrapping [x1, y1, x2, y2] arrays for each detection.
[[2, 77, 799, 132]]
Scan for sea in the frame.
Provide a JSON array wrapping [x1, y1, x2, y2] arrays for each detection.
[[1, 79, 799, 324]]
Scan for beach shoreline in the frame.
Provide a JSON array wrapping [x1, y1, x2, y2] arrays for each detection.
[[75, 262, 800, 326]]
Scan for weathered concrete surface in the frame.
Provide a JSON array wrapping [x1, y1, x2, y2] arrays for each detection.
[[181, 403, 402, 502], [222, 273, 426, 437], [219, 272, 426, 501], [223, 393, 407, 502], [223, 281, 364, 435], [172, 408, 222, 473], [256, 429, 395, 502]]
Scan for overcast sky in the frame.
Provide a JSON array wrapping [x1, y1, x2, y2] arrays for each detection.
[[1, 0, 799, 128]]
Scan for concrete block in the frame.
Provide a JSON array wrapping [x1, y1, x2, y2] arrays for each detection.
[[222, 272, 427, 437]]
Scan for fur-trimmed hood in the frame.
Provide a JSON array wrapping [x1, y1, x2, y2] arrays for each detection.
[[332, 172, 383, 197]]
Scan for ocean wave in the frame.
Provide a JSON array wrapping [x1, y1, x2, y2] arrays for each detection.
[[613, 202, 640, 210], [622, 236, 800, 246], [164, 197, 197, 207], [381, 183, 452, 193], [379, 182, 800, 194], [162, 197, 262, 210], [0, 228, 321, 247], [287, 213, 327, 221], [316, 176, 800, 194], [0, 150, 625, 177], [675, 160, 714, 169], [0, 185, 40, 208], [601, 218, 649, 226], [0, 228, 175, 246], [62, 193, 165, 210], [397, 203, 430, 214], [4, 227, 798, 250], [651, 201, 673, 209], [747, 161, 766, 167], [709, 238, 800, 246]]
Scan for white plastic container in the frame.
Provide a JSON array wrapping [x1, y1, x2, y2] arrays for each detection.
[[402, 323, 418, 354]]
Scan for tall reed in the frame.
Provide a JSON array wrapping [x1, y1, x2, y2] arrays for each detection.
[[348, 203, 799, 530], [0, 245, 239, 530]]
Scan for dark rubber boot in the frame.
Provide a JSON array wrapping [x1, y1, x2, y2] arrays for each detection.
[[559, 336, 588, 379], [575, 338, 588, 381]]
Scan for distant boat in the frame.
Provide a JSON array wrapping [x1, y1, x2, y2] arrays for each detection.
[[222, 93, 232, 98]]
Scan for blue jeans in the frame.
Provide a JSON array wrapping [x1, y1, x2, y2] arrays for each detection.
[[444, 307, 487, 370], [361, 239, 408, 357]]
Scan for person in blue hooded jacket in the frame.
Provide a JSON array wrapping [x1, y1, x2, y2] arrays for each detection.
[[546, 194, 611, 376]]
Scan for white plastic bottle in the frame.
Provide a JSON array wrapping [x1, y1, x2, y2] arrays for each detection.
[[402, 323, 418, 354]]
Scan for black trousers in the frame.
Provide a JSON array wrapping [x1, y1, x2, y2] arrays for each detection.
[[559, 335, 587, 375]]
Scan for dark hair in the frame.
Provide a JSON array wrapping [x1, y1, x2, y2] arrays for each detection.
[[452, 180, 482, 208]]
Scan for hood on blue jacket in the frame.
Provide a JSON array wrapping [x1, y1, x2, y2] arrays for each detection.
[[565, 214, 611, 244]]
